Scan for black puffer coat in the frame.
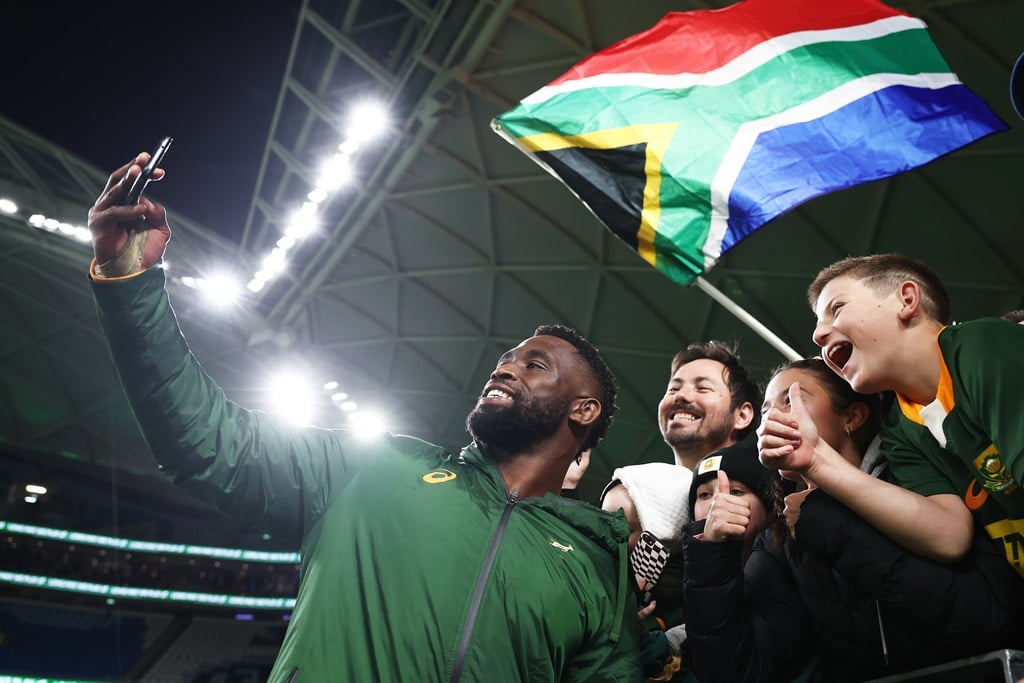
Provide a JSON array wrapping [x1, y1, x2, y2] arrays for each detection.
[[683, 480, 1024, 682]]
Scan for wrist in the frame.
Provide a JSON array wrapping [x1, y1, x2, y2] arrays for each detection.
[[95, 230, 148, 278]]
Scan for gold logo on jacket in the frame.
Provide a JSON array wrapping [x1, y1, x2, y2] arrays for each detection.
[[549, 540, 574, 552], [422, 469, 457, 484]]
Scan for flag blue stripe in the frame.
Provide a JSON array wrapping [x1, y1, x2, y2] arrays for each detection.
[[721, 83, 1006, 252]]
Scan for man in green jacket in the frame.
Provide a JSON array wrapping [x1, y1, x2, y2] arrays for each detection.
[[86, 152, 644, 681]]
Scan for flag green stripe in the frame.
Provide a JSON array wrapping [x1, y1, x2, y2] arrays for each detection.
[[497, 27, 952, 285], [500, 28, 950, 138]]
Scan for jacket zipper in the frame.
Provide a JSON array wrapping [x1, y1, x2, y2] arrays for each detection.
[[449, 487, 520, 683]]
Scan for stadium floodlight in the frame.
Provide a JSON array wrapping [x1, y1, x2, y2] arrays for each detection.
[[348, 410, 386, 439], [346, 101, 390, 143], [316, 153, 353, 192], [285, 208, 317, 239], [266, 370, 317, 425], [198, 272, 243, 309], [0, 198, 17, 213]]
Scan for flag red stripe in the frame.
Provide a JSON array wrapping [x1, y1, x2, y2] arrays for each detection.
[[549, 0, 909, 84]]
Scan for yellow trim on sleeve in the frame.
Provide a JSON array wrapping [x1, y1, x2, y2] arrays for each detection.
[[89, 258, 149, 281]]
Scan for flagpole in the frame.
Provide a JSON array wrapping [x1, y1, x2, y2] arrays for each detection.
[[694, 276, 802, 361]]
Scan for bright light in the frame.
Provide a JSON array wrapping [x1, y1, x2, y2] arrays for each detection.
[[330, 392, 349, 402], [73, 227, 92, 242], [266, 371, 318, 425], [0, 198, 17, 214], [338, 139, 360, 155], [346, 101, 390, 143], [339, 400, 357, 412], [25, 484, 47, 495], [198, 273, 242, 309], [348, 410, 386, 439], [29, 214, 45, 227], [24, 495, 38, 504], [323, 381, 338, 391], [316, 154, 352, 191], [247, 279, 265, 293], [285, 209, 317, 239], [307, 188, 328, 203], [261, 249, 287, 277], [276, 235, 296, 250]]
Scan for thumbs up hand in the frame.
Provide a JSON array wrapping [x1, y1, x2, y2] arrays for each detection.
[[702, 470, 753, 543], [758, 381, 821, 476]]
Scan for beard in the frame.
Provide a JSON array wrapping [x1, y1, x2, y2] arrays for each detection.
[[466, 393, 571, 457], [663, 409, 735, 452]]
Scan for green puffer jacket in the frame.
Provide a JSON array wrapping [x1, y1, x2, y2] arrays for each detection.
[[92, 267, 644, 682]]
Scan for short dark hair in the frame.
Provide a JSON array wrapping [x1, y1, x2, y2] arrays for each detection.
[[1001, 309, 1024, 324], [767, 358, 883, 454], [670, 340, 761, 440], [534, 324, 618, 451], [807, 254, 951, 325]]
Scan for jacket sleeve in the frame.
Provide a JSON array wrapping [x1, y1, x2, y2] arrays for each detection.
[[682, 532, 814, 683], [91, 267, 371, 544], [796, 489, 1024, 643]]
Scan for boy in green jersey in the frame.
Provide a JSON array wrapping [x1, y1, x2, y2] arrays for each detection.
[[760, 253, 1024, 578]]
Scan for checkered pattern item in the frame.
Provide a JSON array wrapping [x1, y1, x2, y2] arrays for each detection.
[[630, 530, 671, 605]]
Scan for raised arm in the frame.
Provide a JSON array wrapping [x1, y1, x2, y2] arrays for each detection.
[[758, 383, 972, 563], [86, 156, 364, 542], [796, 491, 1024, 646]]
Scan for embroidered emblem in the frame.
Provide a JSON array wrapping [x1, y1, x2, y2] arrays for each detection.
[[549, 540, 574, 552], [973, 445, 1018, 494]]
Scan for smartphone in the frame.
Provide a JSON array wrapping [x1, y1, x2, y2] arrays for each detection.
[[123, 136, 173, 205], [629, 530, 670, 605]]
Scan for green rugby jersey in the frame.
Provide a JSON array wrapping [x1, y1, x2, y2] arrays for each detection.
[[883, 318, 1024, 577]]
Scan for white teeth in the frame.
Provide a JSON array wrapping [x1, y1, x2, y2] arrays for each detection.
[[487, 389, 511, 400], [669, 411, 698, 421]]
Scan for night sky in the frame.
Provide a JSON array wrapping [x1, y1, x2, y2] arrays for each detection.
[[4, 1, 302, 235]]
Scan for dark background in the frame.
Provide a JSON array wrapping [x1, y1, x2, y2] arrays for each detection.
[[4, 1, 301, 236]]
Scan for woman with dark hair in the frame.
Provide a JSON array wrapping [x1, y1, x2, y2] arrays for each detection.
[[682, 358, 1024, 683]]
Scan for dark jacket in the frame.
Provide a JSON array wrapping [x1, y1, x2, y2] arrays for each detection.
[[683, 483, 1024, 683], [92, 266, 645, 682]]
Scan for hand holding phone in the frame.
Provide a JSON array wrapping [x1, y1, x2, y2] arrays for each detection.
[[123, 136, 173, 205]]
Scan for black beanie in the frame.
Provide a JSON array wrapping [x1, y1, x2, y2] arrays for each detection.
[[687, 441, 777, 520]]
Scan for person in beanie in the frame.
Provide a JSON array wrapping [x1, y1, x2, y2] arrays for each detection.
[[686, 442, 781, 561]]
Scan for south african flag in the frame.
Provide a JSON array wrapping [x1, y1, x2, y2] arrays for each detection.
[[493, 0, 1006, 286]]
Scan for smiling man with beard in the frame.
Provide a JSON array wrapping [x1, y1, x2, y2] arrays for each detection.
[[86, 154, 645, 682], [594, 341, 761, 679]]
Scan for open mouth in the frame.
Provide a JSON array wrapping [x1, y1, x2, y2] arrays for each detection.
[[666, 408, 701, 423], [481, 384, 514, 403], [826, 342, 852, 372]]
